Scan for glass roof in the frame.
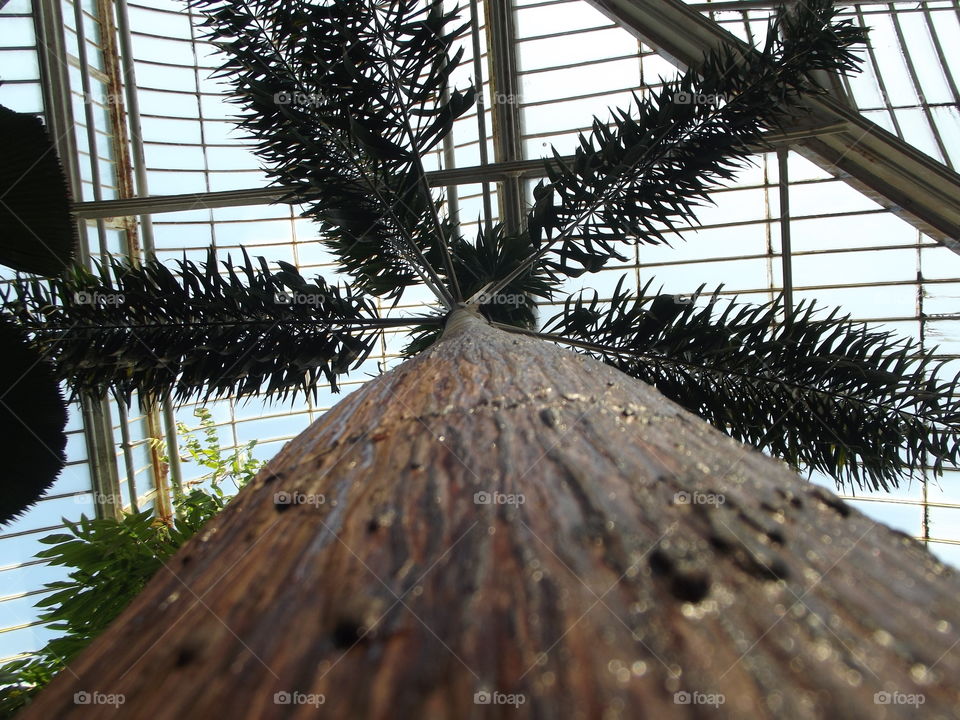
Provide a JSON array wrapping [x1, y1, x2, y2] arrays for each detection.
[[0, 0, 958, 662]]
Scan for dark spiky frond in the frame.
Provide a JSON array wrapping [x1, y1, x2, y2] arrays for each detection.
[[445, 223, 557, 327], [0, 318, 67, 526], [0, 105, 77, 276], [404, 223, 559, 353], [191, 0, 475, 300], [540, 278, 960, 491], [4, 0, 954, 508], [1, 250, 432, 405], [502, 0, 867, 286]]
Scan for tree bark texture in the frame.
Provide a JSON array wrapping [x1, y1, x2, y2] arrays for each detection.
[[21, 311, 960, 719]]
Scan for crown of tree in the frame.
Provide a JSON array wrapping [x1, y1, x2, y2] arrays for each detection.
[[3, 0, 959, 524]]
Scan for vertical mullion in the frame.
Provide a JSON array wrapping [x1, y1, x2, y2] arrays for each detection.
[[922, 2, 960, 108], [117, 400, 140, 513], [33, 0, 85, 263], [887, 2, 952, 168], [921, 0, 960, 164], [777, 147, 793, 320], [109, 0, 181, 519], [486, 0, 524, 235], [70, 0, 110, 259], [762, 152, 775, 305], [114, 0, 155, 254], [855, 5, 904, 139], [916, 229, 930, 545], [440, 83, 461, 236], [469, 0, 494, 232], [143, 396, 174, 521]]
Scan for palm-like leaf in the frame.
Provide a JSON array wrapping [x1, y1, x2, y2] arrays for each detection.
[[193, 0, 475, 300], [1, 249, 429, 405], [0, 105, 77, 276], [5, 0, 957, 502], [405, 222, 559, 353], [492, 0, 867, 289], [0, 318, 68, 524], [539, 278, 960, 491]]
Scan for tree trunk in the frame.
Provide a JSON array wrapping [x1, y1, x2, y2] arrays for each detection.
[[21, 310, 960, 719]]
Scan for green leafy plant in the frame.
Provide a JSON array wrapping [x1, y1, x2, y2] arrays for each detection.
[[0, 410, 262, 717], [158, 407, 264, 513]]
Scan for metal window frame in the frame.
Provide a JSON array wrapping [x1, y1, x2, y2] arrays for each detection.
[[584, 0, 960, 251], [33, 0, 182, 520], [28, 0, 960, 556]]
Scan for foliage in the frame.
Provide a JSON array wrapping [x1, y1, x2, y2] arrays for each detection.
[[405, 223, 557, 353], [0, 319, 67, 526], [194, 0, 475, 301], [0, 104, 77, 525], [1, 248, 395, 406], [2, 0, 959, 498], [514, 3, 867, 280], [0, 411, 262, 717], [155, 407, 264, 513], [541, 280, 960, 490], [0, 104, 76, 276]]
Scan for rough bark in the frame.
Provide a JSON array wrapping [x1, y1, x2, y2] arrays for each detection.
[[22, 310, 960, 719]]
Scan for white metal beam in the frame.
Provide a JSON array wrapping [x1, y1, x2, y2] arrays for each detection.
[[71, 123, 848, 219]]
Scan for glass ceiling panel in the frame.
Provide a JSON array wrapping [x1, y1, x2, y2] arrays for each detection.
[[1, 0, 959, 665], [695, 0, 960, 170], [0, 0, 102, 661], [513, 0, 960, 568]]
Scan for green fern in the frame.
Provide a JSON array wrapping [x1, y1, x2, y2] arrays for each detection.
[[0, 414, 264, 717]]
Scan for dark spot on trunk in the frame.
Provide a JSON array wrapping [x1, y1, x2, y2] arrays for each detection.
[[738, 551, 791, 581], [274, 496, 295, 512], [368, 508, 395, 533], [708, 531, 735, 553], [649, 548, 673, 576], [766, 528, 786, 546], [175, 645, 197, 667], [766, 556, 791, 580], [650, 548, 711, 602], [671, 571, 711, 603], [332, 620, 367, 649], [776, 488, 804, 509], [540, 407, 560, 428]]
